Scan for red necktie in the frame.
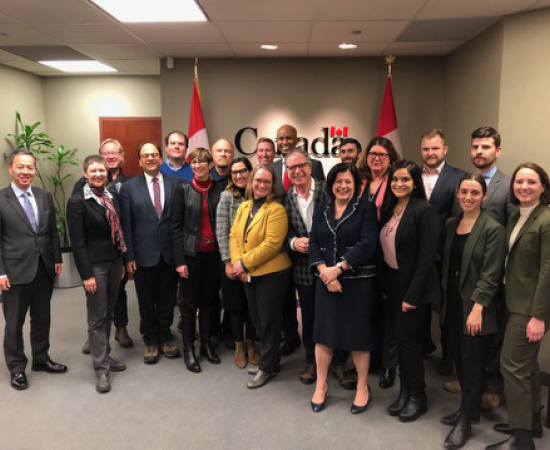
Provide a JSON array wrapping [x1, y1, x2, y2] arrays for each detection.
[[283, 169, 291, 192], [152, 177, 162, 218]]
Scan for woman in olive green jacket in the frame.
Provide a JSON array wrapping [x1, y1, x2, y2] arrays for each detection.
[[439, 174, 505, 450]]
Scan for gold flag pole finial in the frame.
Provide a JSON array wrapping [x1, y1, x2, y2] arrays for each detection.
[[194, 58, 199, 79], [384, 55, 396, 77]]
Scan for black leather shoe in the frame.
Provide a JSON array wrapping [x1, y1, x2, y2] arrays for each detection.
[[485, 430, 535, 450], [32, 360, 67, 374], [388, 384, 410, 416], [398, 394, 427, 422], [494, 423, 514, 436], [441, 408, 461, 426], [183, 345, 201, 373], [495, 408, 543, 439], [379, 367, 396, 389], [200, 343, 221, 364], [351, 386, 371, 415], [444, 416, 471, 449], [11, 372, 28, 390], [311, 383, 329, 413], [280, 336, 301, 357]]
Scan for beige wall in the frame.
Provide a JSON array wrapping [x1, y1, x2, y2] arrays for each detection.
[[0, 65, 46, 186], [161, 56, 445, 171]]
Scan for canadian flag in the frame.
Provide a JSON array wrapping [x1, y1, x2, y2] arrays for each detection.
[[188, 77, 210, 152], [377, 76, 402, 156]]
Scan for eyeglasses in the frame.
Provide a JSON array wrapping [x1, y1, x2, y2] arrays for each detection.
[[231, 168, 249, 176], [191, 161, 208, 166], [287, 162, 311, 171], [141, 153, 159, 160], [367, 152, 389, 160], [100, 151, 121, 157]]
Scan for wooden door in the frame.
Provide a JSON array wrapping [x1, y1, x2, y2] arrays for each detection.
[[99, 117, 162, 178]]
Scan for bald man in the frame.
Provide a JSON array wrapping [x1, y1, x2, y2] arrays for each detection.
[[210, 139, 235, 185]]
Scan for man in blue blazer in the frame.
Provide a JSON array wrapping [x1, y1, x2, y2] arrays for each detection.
[[120, 143, 180, 365]]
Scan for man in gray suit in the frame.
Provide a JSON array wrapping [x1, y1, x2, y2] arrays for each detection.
[[0, 150, 65, 390]]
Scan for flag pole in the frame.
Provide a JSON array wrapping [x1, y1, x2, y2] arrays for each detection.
[[194, 57, 199, 79], [384, 54, 395, 77]]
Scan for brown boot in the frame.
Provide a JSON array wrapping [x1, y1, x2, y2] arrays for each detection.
[[235, 342, 247, 369], [246, 340, 259, 366], [115, 326, 134, 348]]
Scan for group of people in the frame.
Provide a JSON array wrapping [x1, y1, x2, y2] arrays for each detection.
[[0, 123, 548, 450]]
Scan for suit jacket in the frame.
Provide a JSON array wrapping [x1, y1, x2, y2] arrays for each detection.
[[120, 174, 179, 267], [440, 211, 505, 334], [505, 204, 550, 321], [272, 158, 325, 194], [308, 196, 378, 279], [0, 186, 61, 284], [389, 198, 440, 306], [229, 199, 291, 277], [483, 169, 518, 227], [284, 179, 329, 286], [67, 187, 124, 280]]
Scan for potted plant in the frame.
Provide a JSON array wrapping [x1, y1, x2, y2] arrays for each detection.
[[7, 111, 80, 287]]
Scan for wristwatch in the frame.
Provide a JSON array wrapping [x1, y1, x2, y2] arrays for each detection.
[[336, 262, 344, 271]]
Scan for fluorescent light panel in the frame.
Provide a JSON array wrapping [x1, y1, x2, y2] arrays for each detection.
[[261, 44, 278, 50], [39, 60, 118, 73], [90, 0, 207, 22], [339, 43, 358, 50]]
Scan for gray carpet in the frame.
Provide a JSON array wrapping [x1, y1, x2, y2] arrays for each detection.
[[0, 282, 548, 450]]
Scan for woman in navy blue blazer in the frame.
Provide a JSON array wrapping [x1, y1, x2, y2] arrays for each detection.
[[379, 160, 439, 422]]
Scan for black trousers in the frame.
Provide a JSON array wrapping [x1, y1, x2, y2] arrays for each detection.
[[2, 260, 53, 373], [245, 268, 291, 373], [133, 256, 177, 346], [387, 268, 429, 396], [113, 271, 129, 327], [484, 287, 506, 394], [282, 274, 299, 343], [180, 252, 220, 345]]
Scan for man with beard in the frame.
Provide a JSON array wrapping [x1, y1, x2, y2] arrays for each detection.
[[339, 138, 362, 165], [210, 139, 234, 186]]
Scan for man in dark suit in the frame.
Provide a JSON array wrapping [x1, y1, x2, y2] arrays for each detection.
[[120, 143, 180, 365], [0, 150, 66, 390], [420, 129, 466, 376]]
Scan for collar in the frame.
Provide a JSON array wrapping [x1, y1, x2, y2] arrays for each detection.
[[519, 202, 539, 217], [84, 183, 113, 201], [422, 161, 445, 175], [166, 159, 184, 170], [481, 166, 498, 181], [11, 183, 33, 198], [144, 172, 163, 184], [294, 177, 315, 200]]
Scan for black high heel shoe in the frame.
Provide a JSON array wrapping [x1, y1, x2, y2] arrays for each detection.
[[311, 383, 329, 413], [351, 385, 372, 414]]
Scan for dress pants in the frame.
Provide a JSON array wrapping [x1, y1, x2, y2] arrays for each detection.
[[245, 268, 291, 373], [484, 287, 506, 394], [282, 274, 300, 344], [2, 259, 53, 373], [113, 271, 129, 327], [86, 258, 122, 376], [501, 313, 546, 430], [296, 283, 315, 363], [133, 256, 178, 346]]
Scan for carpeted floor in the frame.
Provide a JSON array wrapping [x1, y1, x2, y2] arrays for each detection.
[[0, 282, 548, 450]]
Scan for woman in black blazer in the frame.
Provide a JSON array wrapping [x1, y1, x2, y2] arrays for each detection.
[[67, 155, 127, 394], [379, 160, 439, 422], [439, 174, 505, 450]]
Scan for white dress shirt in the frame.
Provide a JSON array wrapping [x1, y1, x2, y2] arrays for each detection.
[[11, 182, 39, 225], [143, 172, 165, 211], [421, 161, 445, 201]]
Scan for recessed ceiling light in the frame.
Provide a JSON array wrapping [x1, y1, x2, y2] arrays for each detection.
[[261, 44, 278, 50], [39, 60, 118, 73], [89, 0, 207, 23], [339, 43, 358, 50]]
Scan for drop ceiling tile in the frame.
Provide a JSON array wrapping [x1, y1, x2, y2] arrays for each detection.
[[0, 48, 25, 60], [0, 24, 61, 45], [104, 59, 160, 74], [152, 43, 234, 58], [387, 41, 465, 56], [0, 0, 113, 24], [1, 59, 59, 74], [125, 23, 225, 44], [231, 43, 308, 57], [73, 44, 162, 60], [201, 0, 315, 21], [0, 14, 17, 24], [311, 21, 409, 43], [397, 18, 497, 41], [32, 24, 141, 45], [0, 45, 91, 61], [308, 42, 387, 57], [217, 21, 310, 43], [418, 0, 536, 19], [314, 0, 427, 20], [529, 0, 550, 8]]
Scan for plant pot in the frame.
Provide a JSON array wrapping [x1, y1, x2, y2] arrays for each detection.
[[54, 251, 81, 289]]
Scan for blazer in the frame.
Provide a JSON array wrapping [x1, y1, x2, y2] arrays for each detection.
[[284, 179, 329, 286], [308, 196, 378, 279], [272, 158, 325, 194], [67, 187, 124, 280], [483, 169, 518, 227], [440, 211, 505, 334], [119, 173, 179, 267], [216, 190, 245, 263], [386, 198, 440, 306], [504, 204, 550, 322], [171, 180, 224, 266], [0, 186, 61, 284], [229, 199, 291, 277]]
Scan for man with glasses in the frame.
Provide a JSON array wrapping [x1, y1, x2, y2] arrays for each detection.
[[120, 143, 181, 365], [160, 131, 193, 181]]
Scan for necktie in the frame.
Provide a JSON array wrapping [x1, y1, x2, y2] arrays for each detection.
[[152, 177, 162, 218], [22, 192, 38, 232], [283, 169, 292, 192]]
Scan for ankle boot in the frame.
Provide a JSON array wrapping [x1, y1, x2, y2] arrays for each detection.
[[246, 339, 259, 366], [115, 326, 133, 348], [444, 415, 471, 449], [485, 429, 535, 450], [183, 344, 201, 373], [398, 392, 427, 422], [200, 339, 221, 364], [235, 342, 247, 368], [388, 383, 410, 416]]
